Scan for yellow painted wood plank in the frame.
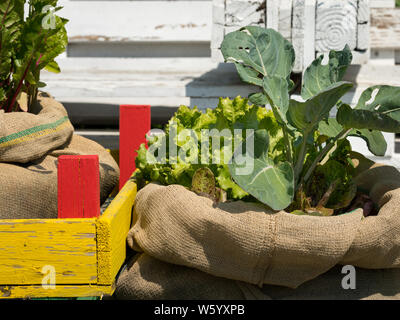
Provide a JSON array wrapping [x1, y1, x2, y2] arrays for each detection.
[[0, 219, 97, 285], [97, 178, 136, 285], [0, 283, 115, 299]]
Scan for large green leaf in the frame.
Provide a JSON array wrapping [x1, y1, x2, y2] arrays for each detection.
[[228, 129, 294, 210], [318, 117, 343, 137], [337, 103, 400, 133], [318, 117, 387, 156], [302, 45, 352, 100], [356, 85, 400, 121], [248, 92, 269, 106], [288, 81, 353, 133], [221, 26, 295, 80], [234, 63, 263, 87], [36, 16, 68, 71], [262, 76, 289, 123], [337, 85, 400, 133], [349, 129, 387, 156]]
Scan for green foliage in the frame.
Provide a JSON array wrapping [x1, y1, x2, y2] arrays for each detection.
[[0, 0, 68, 112], [221, 26, 400, 211], [134, 96, 284, 201], [337, 86, 400, 133], [228, 129, 294, 210], [301, 45, 352, 100], [307, 141, 357, 210], [221, 26, 294, 86]]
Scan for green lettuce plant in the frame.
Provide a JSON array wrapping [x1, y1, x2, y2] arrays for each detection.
[[221, 26, 400, 211], [134, 96, 285, 201], [0, 0, 68, 112]]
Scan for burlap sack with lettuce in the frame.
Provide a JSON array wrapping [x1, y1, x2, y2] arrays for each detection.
[[0, 92, 119, 219], [116, 155, 400, 299]]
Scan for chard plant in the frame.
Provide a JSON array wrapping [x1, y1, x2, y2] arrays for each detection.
[[0, 0, 68, 112], [221, 26, 400, 212]]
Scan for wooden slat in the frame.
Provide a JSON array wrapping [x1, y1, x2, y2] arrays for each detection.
[[0, 284, 114, 299], [370, 8, 400, 49], [119, 105, 151, 190], [58, 155, 100, 218], [97, 179, 137, 285], [266, 0, 279, 30], [279, 0, 293, 40], [303, 0, 316, 71], [0, 219, 97, 285], [59, 0, 211, 42], [292, 0, 305, 72], [357, 0, 370, 50], [370, 0, 395, 8], [58, 1, 400, 52]]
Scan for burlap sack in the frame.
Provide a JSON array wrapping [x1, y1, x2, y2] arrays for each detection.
[[118, 156, 400, 297], [114, 253, 255, 300], [0, 92, 74, 163], [115, 253, 400, 300], [0, 92, 119, 219]]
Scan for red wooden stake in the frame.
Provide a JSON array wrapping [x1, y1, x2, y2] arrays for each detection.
[[58, 155, 100, 218], [80, 155, 100, 218], [119, 105, 151, 190]]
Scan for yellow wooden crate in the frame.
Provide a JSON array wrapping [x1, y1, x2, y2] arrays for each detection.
[[0, 178, 136, 299]]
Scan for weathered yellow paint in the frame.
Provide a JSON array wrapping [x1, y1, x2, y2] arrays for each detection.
[[0, 175, 137, 298], [97, 179, 136, 285], [0, 283, 115, 299], [0, 219, 97, 285]]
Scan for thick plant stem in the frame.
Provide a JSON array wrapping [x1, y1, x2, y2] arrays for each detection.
[[303, 128, 352, 183], [267, 97, 293, 165], [282, 127, 293, 164], [294, 131, 309, 183]]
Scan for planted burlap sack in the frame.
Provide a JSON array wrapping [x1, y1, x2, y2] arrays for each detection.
[[124, 158, 400, 292], [0, 92, 119, 219], [0, 92, 74, 163], [115, 253, 400, 300]]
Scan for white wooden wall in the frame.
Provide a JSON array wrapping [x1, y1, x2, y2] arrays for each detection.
[[42, 0, 400, 166], [212, 0, 370, 72]]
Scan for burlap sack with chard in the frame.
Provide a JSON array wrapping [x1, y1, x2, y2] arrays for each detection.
[[0, 92, 119, 219]]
